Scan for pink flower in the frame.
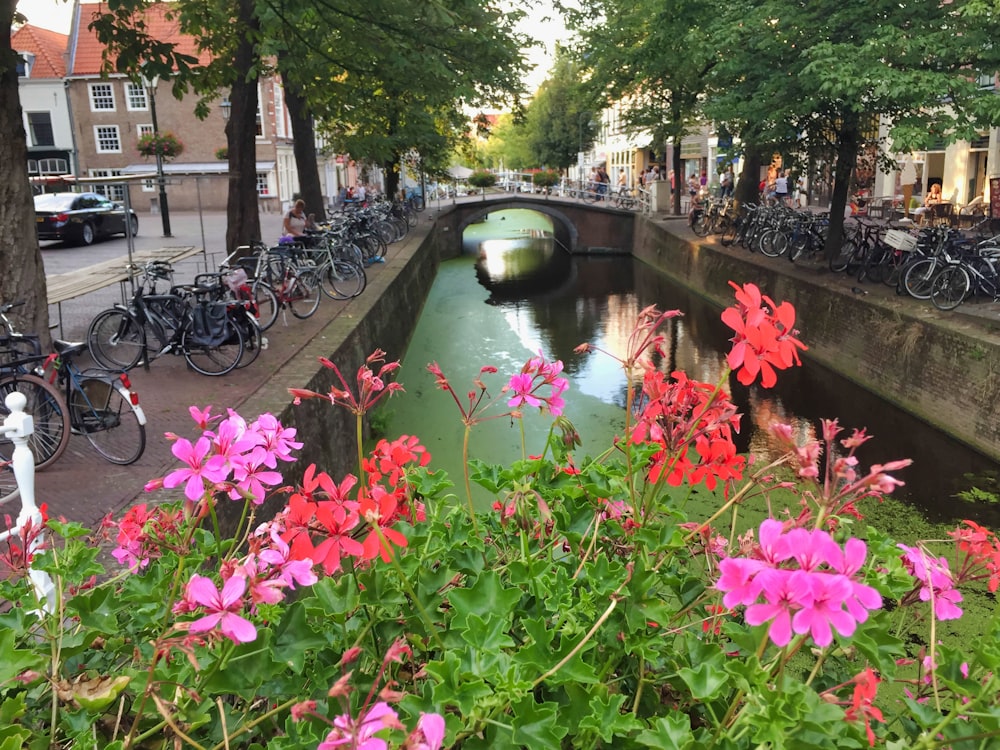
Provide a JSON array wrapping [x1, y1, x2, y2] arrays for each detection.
[[745, 568, 808, 647], [898, 544, 964, 620], [408, 713, 446, 750], [318, 701, 402, 750], [182, 574, 257, 643], [163, 437, 230, 502]]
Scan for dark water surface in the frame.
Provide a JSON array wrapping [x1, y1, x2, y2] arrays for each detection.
[[384, 210, 1000, 527]]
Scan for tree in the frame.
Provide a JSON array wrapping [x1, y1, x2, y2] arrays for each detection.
[[523, 51, 598, 171], [706, 0, 1000, 257], [481, 112, 535, 171], [565, 0, 716, 214]]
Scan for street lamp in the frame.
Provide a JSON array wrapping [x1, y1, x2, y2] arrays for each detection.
[[142, 73, 172, 238]]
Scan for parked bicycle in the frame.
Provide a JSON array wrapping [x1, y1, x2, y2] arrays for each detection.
[[87, 261, 247, 376], [38, 340, 147, 465]]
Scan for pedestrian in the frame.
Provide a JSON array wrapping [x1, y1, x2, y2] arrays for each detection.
[[282, 198, 308, 237], [700, 169, 708, 189], [687, 173, 699, 198], [617, 168, 628, 194], [596, 166, 610, 200], [719, 167, 732, 198], [774, 170, 790, 206]]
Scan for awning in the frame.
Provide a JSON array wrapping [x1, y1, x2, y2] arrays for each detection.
[[120, 161, 276, 175], [447, 165, 474, 180]]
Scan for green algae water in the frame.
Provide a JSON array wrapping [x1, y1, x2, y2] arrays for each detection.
[[383, 209, 1000, 528]]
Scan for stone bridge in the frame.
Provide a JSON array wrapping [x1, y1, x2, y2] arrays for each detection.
[[430, 194, 636, 255]]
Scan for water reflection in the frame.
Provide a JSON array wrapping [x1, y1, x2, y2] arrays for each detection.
[[387, 210, 1000, 527]]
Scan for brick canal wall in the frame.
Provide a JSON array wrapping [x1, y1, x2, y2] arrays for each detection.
[[229, 207, 1000, 534], [633, 217, 1000, 461]]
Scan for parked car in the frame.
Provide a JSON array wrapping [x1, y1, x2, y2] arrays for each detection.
[[34, 192, 139, 246]]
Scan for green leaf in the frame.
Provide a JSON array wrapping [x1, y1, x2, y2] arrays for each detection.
[[425, 651, 494, 715], [510, 696, 567, 748], [273, 601, 330, 672], [577, 693, 644, 743], [676, 661, 731, 700], [448, 570, 520, 625], [635, 714, 694, 750], [0, 629, 46, 685]]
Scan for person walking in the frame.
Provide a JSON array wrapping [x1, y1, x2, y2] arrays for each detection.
[[774, 170, 790, 206]]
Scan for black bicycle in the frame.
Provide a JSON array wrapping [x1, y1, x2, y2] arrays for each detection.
[[87, 261, 246, 376]]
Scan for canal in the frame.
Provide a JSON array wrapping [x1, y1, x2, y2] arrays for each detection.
[[383, 209, 1000, 528]]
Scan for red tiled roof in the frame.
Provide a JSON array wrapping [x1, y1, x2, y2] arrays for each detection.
[[11, 25, 69, 78], [71, 1, 213, 77]]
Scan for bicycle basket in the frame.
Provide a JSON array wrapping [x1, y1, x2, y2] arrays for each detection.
[[884, 229, 918, 252], [189, 301, 230, 347]]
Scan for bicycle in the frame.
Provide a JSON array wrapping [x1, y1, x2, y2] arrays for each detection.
[[38, 340, 147, 465], [613, 187, 637, 210], [929, 246, 1000, 311], [0, 305, 71, 501], [228, 243, 322, 331], [87, 262, 246, 376]]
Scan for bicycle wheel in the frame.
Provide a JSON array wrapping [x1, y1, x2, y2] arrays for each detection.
[[88, 309, 145, 370], [902, 258, 940, 299], [0, 372, 70, 472], [232, 309, 263, 368], [691, 212, 711, 237], [287, 270, 322, 319], [759, 230, 788, 258], [322, 260, 367, 300], [182, 322, 244, 376], [252, 282, 279, 331], [829, 240, 859, 273], [72, 378, 146, 465], [930, 266, 971, 311]]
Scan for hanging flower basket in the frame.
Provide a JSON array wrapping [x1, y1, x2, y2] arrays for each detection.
[[137, 132, 184, 160]]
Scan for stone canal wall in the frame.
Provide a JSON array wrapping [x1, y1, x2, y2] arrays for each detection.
[[633, 217, 1000, 461]]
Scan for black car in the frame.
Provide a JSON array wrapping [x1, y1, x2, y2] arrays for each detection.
[[34, 192, 139, 246]]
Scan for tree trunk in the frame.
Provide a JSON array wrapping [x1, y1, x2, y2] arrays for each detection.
[[735, 149, 763, 207], [824, 114, 861, 260], [671, 145, 683, 215], [0, 6, 50, 346], [278, 50, 325, 222], [384, 157, 400, 202], [224, 0, 262, 258]]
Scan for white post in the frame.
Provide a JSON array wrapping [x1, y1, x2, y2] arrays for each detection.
[[0, 392, 55, 613]]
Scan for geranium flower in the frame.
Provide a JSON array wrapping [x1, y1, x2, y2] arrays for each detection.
[[163, 437, 230, 502], [721, 281, 806, 388], [181, 574, 256, 644]]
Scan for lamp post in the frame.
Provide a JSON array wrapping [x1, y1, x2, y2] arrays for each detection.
[[143, 74, 172, 238]]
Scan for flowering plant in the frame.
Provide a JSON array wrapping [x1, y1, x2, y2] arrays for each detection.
[[137, 131, 184, 160], [1, 285, 1000, 749]]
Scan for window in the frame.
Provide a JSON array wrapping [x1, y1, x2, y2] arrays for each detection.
[[256, 172, 271, 196], [138, 124, 154, 138], [89, 83, 116, 111], [142, 178, 156, 193], [274, 81, 285, 138], [95, 125, 122, 153], [38, 158, 68, 175], [256, 100, 264, 137], [26, 112, 55, 147], [16, 52, 34, 77], [126, 82, 149, 111], [27, 159, 38, 175], [89, 169, 125, 201]]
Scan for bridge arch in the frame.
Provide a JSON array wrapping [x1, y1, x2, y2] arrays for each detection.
[[456, 201, 578, 253]]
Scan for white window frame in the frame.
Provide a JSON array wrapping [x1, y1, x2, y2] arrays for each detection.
[[256, 172, 271, 196], [137, 124, 154, 138], [274, 81, 285, 139], [89, 82, 116, 111], [256, 83, 265, 138], [142, 178, 156, 193], [88, 169, 125, 201], [94, 125, 122, 153], [125, 82, 149, 111]]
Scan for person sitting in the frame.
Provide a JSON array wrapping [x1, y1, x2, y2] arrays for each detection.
[[282, 199, 308, 237], [913, 183, 943, 225]]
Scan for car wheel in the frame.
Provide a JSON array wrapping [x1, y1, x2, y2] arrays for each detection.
[[79, 222, 95, 246], [128, 215, 139, 236]]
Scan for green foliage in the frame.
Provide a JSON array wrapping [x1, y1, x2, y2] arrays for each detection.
[[467, 170, 497, 189], [532, 169, 561, 189], [4, 299, 1000, 749]]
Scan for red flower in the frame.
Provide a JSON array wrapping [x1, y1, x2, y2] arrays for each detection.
[[721, 281, 806, 388], [844, 667, 884, 747], [358, 486, 409, 563]]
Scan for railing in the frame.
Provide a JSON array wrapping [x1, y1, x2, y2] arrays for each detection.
[[0, 392, 55, 613]]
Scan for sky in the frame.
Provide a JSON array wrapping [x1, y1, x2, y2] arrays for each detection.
[[15, 0, 565, 94]]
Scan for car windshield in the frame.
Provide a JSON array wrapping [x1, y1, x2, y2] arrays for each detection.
[[34, 194, 78, 211]]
